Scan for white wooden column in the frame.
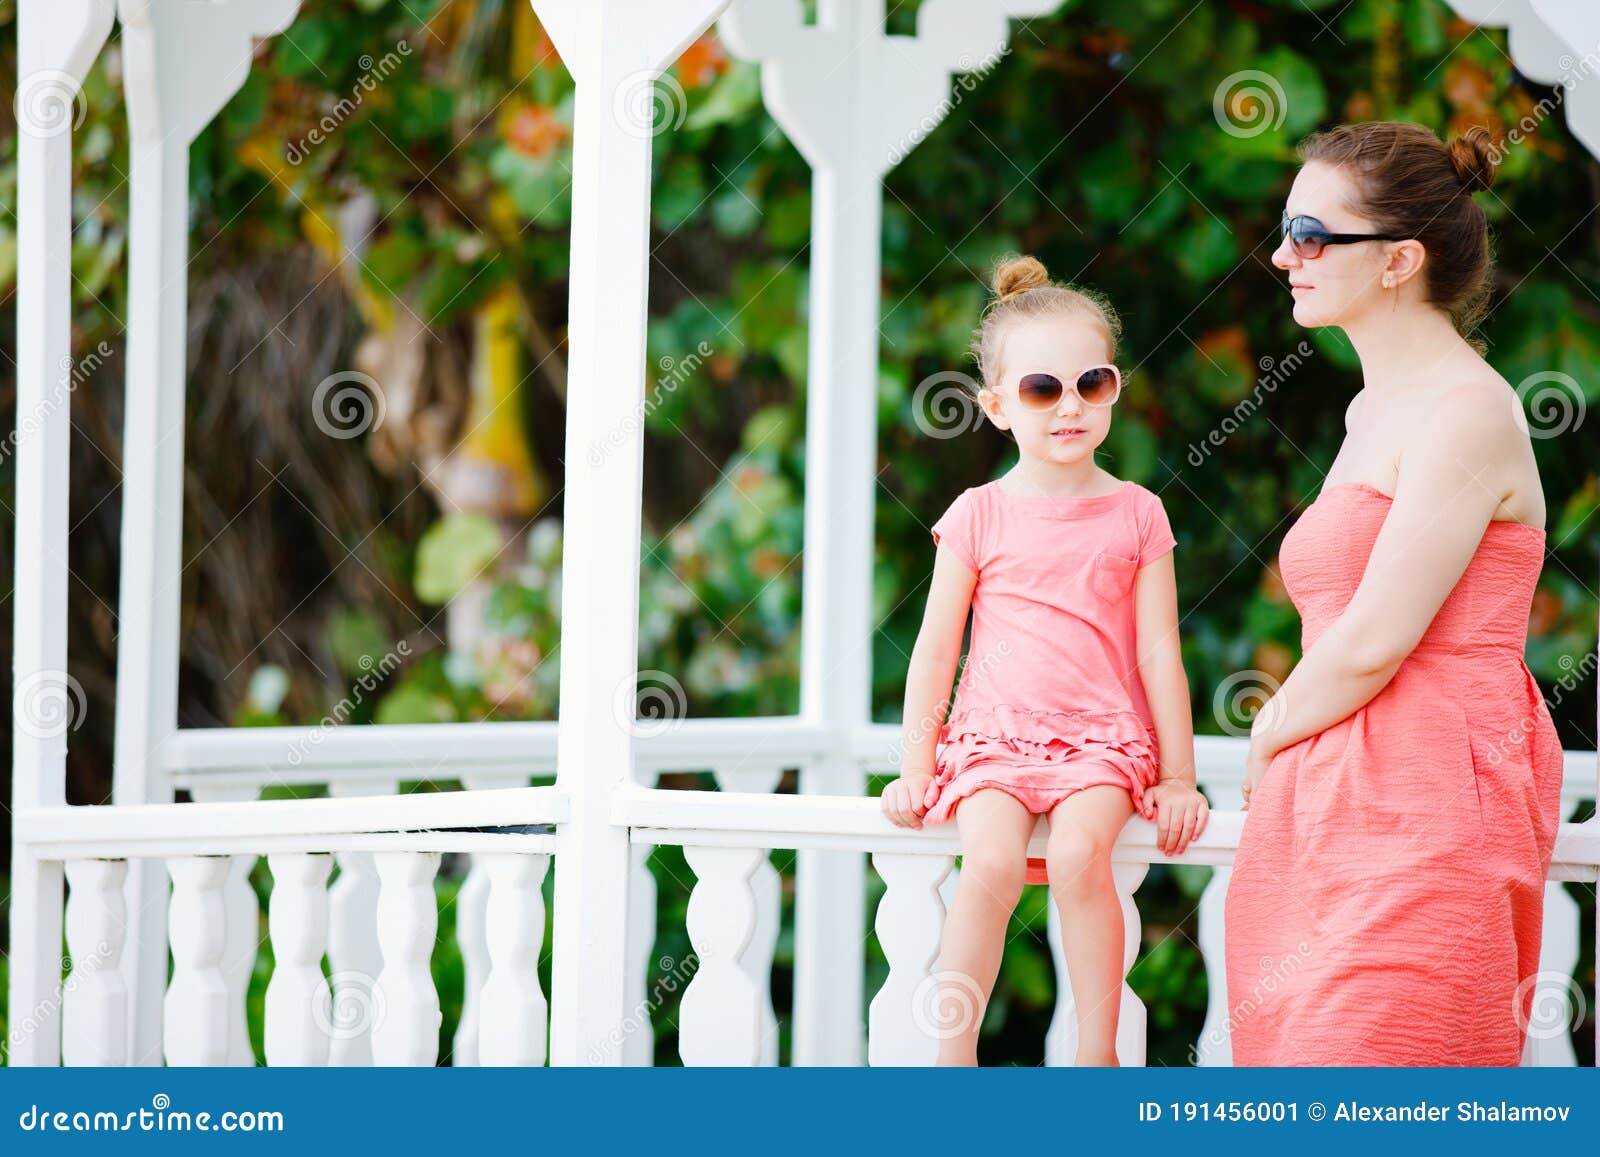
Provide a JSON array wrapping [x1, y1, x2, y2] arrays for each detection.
[[719, 0, 1056, 1066], [111, 0, 301, 1066], [8, 0, 115, 1068], [534, 0, 733, 1065]]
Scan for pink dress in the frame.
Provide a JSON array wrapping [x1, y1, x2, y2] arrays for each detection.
[[1224, 482, 1565, 1064], [923, 479, 1177, 885]]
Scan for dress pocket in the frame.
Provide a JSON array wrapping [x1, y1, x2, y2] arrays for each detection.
[[1090, 550, 1139, 603]]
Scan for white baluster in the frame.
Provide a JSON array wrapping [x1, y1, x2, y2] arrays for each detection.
[[190, 784, 262, 1066], [264, 853, 333, 1066], [680, 846, 763, 1065], [454, 771, 529, 1066], [1045, 861, 1148, 1066], [62, 859, 127, 1066], [326, 781, 396, 1065], [369, 851, 442, 1066], [1193, 864, 1233, 1066], [714, 768, 782, 1064], [479, 854, 551, 1066], [451, 856, 492, 1066], [624, 839, 658, 1066], [1521, 881, 1581, 1067], [867, 852, 953, 1066], [163, 857, 231, 1065]]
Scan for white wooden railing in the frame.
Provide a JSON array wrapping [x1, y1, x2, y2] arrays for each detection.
[[12, 727, 1595, 1067]]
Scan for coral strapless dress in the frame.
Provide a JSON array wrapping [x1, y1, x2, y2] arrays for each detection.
[[1224, 481, 1565, 1065]]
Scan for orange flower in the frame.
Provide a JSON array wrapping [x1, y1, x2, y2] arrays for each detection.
[[675, 32, 730, 89], [503, 102, 569, 159]]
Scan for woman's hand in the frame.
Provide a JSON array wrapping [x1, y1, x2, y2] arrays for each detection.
[[1241, 739, 1276, 811], [1147, 779, 1209, 856], [881, 772, 939, 828]]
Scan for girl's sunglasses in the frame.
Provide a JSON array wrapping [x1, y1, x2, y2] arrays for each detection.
[[1281, 211, 1403, 260], [1013, 364, 1121, 409]]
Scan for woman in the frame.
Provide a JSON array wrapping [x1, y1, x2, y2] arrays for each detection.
[[1224, 121, 1566, 1065]]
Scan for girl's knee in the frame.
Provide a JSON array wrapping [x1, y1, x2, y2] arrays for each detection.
[[958, 845, 1027, 902], [1045, 826, 1114, 888]]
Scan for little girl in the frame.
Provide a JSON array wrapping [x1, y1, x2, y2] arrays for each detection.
[[882, 254, 1207, 1066]]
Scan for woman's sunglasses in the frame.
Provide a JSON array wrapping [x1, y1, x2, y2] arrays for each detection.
[[1012, 364, 1121, 409], [1281, 211, 1403, 260]]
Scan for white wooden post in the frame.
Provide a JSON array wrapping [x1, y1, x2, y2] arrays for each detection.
[[112, 0, 301, 1066], [190, 782, 263, 1065], [453, 771, 529, 1066], [62, 858, 128, 1065], [163, 856, 232, 1065], [866, 852, 953, 1065], [264, 853, 333, 1066], [8, 0, 115, 1069], [718, 0, 1057, 1066], [531, 0, 732, 1066], [326, 779, 398, 1065]]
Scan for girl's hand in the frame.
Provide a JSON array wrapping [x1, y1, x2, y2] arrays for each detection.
[[1147, 779, 1209, 856], [1241, 740, 1275, 811], [882, 772, 939, 828]]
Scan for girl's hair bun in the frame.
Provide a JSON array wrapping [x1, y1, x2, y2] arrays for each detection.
[[993, 254, 1051, 303], [1446, 126, 1498, 194]]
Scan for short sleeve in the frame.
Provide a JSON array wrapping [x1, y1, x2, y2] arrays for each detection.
[[931, 489, 981, 573], [1136, 488, 1177, 566]]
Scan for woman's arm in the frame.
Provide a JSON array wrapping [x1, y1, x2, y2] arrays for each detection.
[[882, 544, 976, 827], [1245, 401, 1516, 792]]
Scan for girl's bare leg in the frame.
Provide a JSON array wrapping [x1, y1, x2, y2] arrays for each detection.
[[1045, 783, 1136, 1066], [932, 787, 1034, 1066]]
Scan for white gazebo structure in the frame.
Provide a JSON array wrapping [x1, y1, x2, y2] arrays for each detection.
[[10, 0, 1600, 1067]]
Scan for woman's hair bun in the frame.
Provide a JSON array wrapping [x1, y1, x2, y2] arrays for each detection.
[[993, 254, 1051, 303], [1446, 126, 1498, 195]]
